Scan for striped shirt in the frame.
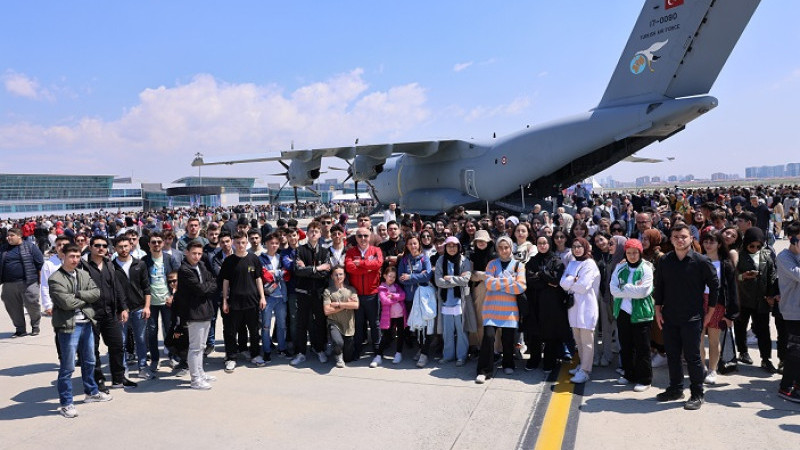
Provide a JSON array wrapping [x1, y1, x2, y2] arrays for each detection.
[[482, 259, 526, 328]]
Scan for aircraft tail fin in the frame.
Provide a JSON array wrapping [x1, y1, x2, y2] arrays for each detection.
[[597, 0, 760, 109]]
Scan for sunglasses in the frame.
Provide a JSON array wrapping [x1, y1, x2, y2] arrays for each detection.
[[356, 234, 370, 238], [168, 279, 178, 284], [150, 240, 163, 245], [93, 244, 108, 249]]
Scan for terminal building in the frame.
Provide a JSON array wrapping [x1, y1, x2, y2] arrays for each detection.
[[0, 173, 367, 219]]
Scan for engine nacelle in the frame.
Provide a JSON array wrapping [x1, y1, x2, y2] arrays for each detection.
[[288, 158, 322, 186], [352, 155, 385, 181]]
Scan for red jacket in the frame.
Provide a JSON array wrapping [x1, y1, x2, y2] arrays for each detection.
[[345, 245, 384, 295]]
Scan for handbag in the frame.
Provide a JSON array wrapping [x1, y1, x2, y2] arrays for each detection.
[[563, 292, 575, 309], [718, 323, 738, 374]]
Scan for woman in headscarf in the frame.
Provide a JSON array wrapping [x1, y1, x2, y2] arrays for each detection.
[[560, 237, 601, 384], [474, 236, 526, 384], [468, 230, 496, 353], [525, 235, 569, 372], [610, 239, 654, 392]]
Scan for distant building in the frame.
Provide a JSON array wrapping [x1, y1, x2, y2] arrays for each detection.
[[745, 165, 786, 179], [635, 176, 650, 187], [667, 175, 678, 183], [651, 176, 661, 183], [786, 163, 800, 177]]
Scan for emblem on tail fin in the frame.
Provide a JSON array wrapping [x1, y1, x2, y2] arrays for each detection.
[[629, 40, 668, 75]]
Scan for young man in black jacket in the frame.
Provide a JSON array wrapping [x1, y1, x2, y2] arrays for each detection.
[[83, 235, 137, 391], [654, 223, 719, 410], [290, 221, 332, 366], [174, 241, 218, 390], [113, 236, 153, 380]]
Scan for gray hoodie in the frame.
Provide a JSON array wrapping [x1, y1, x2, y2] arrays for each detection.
[[777, 248, 800, 320]]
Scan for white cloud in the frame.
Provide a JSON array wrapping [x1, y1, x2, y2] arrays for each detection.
[[465, 96, 531, 122], [3, 71, 53, 100], [0, 69, 430, 180], [453, 62, 474, 72]]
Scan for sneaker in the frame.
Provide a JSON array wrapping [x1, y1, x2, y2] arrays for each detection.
[[704, 370, 717, 385], [203, 373, 217, 382], [475, 374, 487, 384], [263, 353, 272, 363], [251, 355, 266, 366], [738, 352, 753, 365], [525, 359, 539, 371], [369, 355, 382, 368], [440, 358, 455, 364], [633, 384, 650, 392], [84, 391, 113, 403], [570, 369, 589, 384], [568, 367, 579, 375], [416, 354, 428, 368], [204, 344, 215, 356], [761, 360, 777, 374], [224, 360, 236, 373], [290, 354, 306, 366], [30, 328, 40, 336], [111, 378, 138, 389], [778, 387, 800, 403], [651, 353, 668, 368], [97, 380, 110, 394], [335, 354, 345, 368], [138, 368, 156, 380], [615, 367, 625, 376], [60, 404, 78, 418], [504, 367, 514, 375], [176, 368, 190, 377], [684, 394, 704, 410], [190, 380, 212, 390], [11, 331, 27, 338], [317, 351, 328, 364], [777, 361, 785, 375], [393, 352, 403, 364], [617, 376, 630, 385], [456, 359, 466, 367], [656, 388, 685, 402]]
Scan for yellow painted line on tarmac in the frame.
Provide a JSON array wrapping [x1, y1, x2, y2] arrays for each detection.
[[534, 363, 576, 450]]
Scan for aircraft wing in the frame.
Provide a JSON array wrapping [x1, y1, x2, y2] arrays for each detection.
[[278, 140, 462, 161], [622, 155, 665, 163], [191, 154, 283, 166]]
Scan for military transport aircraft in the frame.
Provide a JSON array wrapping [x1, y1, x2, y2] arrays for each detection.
[[192, 0, 761, 215]]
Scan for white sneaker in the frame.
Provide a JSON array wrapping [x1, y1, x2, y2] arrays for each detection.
[[475, 374, 487, 384], [317, 351, 328, 363], [504, 367, 514, 375], [251, 355, 266, 366], [704, 370, 717, 385], [60, 404, 78, 418], [202, 373, 217, 382], [570, 369, 590, 384], [335, 354, 345, 368], [416, 354, 428, 368], [568, 367, 579, 375], [84, 392, 113, 403], [224, 360, 236, 373], [370, 355, 382, 368], [190, 380, 212, 390], [651, 353, 668, 368], [393, 352, 403, 364], [617, 376, 630, 385], [633, 384, 650, 392], [137, 368, 156, 380], [290, 354, 306, 366]]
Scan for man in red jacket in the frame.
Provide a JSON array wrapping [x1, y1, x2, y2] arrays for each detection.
[[345, 227, 384, 360]]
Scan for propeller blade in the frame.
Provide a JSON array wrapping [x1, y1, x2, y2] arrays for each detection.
[[293, 186, 299, 205], [279, 160, 290, 170], [328, 166, 348, 171], [268, 172, 289, 177]]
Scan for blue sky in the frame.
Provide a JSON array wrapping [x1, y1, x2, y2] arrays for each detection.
[[1, 1, 796, 184]]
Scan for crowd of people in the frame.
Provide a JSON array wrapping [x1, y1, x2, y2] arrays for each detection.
[[1, 184, 799, 418]]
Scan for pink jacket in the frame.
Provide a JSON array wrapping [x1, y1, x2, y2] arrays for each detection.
[[378, 283, 406, 329]]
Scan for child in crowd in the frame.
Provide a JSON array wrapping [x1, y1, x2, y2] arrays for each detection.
[[372, 266, 407, 367]]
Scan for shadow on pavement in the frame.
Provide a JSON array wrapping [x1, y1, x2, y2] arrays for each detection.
[[0, 363, 59, 377]]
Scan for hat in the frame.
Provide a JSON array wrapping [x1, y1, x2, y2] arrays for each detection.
[[624, 239, 643, 253], [444, 236, 461, 247], [472, 230, 492, 244], [506, 216, 519, 227], [742, 227, 765, 248]]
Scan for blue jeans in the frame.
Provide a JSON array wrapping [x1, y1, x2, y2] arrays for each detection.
[[261, 298, 287, 354], [121, 308, 148, 370], [442, 313, 468, 361], [57, 322, 98, 406], [207, 294, 221, 347], [148, 304, 172, 364]]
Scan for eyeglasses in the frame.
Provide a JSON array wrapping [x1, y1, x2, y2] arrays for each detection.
[[356, 234, 370, 238], [150, 240, 163, 245], [168, 280, 178, 284], [421, 235, 431, 239], [93, 244, 108, 249]]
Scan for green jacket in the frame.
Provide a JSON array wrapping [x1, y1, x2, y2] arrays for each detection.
[[49, 267, 100, 333], [610, 261, 655, 324]]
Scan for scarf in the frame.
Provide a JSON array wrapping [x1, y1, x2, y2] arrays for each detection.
[[440, 252, 462, 302]]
